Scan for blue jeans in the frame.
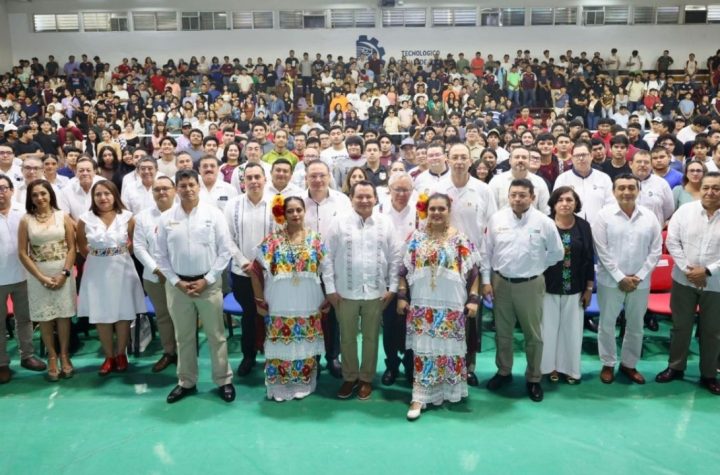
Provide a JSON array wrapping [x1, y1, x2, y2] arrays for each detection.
[[313, 104, 326, 120], [522, 89, 536, 107], [507, 89, 520, 106]]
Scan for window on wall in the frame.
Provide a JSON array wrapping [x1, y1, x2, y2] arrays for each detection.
[[583, 6, 628, 25], [500, 8, 525, 26], [632, 6, 655, 24], [530, 8, 553, 25], [82, 12, 128, 32], [232, 12, 273, 29], [709, 5, 720, 23], [279, 10, 326, 29], [554, 7, 578, 25], [382, 8, 426, 27], [480, 8, 500, 26], [132, 11, 178, 31], [684, 5, 708, 23], [181, 12, 228, 30], [330, 9, 376, 28], [656, 6, 680, 24], [432, 8, 477, 26], [33, 14, 80, 32]]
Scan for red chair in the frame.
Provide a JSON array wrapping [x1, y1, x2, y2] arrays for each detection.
[[647, 254, 673, 316]]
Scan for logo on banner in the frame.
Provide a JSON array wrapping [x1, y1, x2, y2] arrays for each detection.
[[356, 35, 386, 60]]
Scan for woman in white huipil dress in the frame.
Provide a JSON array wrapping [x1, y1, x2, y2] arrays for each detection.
[[77, 180, 146, 376]]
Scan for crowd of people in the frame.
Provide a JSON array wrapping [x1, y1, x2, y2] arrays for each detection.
[[1, 47, 720, 421]]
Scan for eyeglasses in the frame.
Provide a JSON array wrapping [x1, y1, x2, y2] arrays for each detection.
[[0, 151, 13, 155], [0, 185, 10, 193], [390, 187, 412, 194], [572, 153, 591, 159], [152, 186, 173, 193]]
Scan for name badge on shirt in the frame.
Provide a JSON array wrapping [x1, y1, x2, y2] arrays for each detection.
[[496, 226, 510, 233], [219, 196, 229, 201]]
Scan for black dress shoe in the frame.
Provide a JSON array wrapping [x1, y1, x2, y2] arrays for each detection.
[[486, 373, 513, 391], [467, 371, 479, 387], [655, 367, 684, 383], [700, 377, 720, 395], [527, 382, 544, 402], [166, 385, 197, 404], [645, 314, 659, 332], [327, 359, 343, 379], [236, 357, 255, 377], [381, 368, 398, 386], [584, 317, 598, 333], [219, 383, 236, 402]]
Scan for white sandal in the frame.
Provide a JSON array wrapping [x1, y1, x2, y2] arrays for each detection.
[[406, 402, 425, 421]]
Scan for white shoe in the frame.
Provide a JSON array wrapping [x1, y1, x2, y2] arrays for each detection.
[[406, 402, 424, 421]]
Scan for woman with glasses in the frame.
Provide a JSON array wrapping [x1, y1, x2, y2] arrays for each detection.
[[673, 160, 707, 209]]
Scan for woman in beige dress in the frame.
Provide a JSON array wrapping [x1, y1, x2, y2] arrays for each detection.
[[17, 179, 77, 381]]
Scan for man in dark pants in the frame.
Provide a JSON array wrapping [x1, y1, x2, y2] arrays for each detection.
[[224, 163, 274, 376]]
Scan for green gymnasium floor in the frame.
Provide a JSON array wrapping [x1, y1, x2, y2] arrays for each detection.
[[1, 315, 718, 475]]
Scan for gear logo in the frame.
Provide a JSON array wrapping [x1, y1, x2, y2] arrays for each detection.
[[356, 35, 386, 60]]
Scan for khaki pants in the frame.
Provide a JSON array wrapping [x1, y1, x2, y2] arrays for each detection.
[[669, 282, 720, 379], [144, 279, 176, 356], [492, 274, 545, 383], [337, 298, 383, 383], [165, 280, 232, 388], [0, 281, 35, 367]]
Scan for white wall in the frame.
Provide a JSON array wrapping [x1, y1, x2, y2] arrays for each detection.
[[4, 0, 718, 71], [0, 1, 13, 69]]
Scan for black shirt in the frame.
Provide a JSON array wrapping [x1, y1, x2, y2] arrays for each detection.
[[544, 218, 595, 295], [13, 140, 43, 156], [35, 132, 59, 154], [600, 159, 631, 180]]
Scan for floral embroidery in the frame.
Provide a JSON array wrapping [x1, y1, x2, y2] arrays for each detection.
[[30, 240, 68, 263], [265, 313, 324, 345], [259, 230, 325, 278], [413, 354, 467, 387], [407, 232, 474, 279], [265, 357, 316, 385], [406, 306, 466, 340], [560, 230, 572, 294], [89, 245, 129, 257]]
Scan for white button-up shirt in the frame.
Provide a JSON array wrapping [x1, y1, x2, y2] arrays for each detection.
[[58, 176, 102, 220], [230, 161, 271, 193], [154, 201, 232, 286], [132, 206, 163, 283], [0, 203, 26, 285], [413, 168, 450, 193], [123, 180, 155, 215], [324, 210, 402, 299], [553, 168, 615, 224], [484, 206, 564, 282], [0, 165, 23, 185], [200, 178, 238, 210], [379, 201, 416, 245], [592, 204, 662, 289], [263, 182, 303, 201], [432, 175, 497, 248], [666, 200, 720, 292], [489, 171, 551, 215], [637, 174, 674, 226], [224, 194, 274, 276], [303, 189, 351, 238]]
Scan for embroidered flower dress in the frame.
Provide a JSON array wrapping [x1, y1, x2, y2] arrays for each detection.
[[403, 230, 478, 405], [78, 210, 146, 324], [255, 229, 330, 401], [25, 211, 77, 322]]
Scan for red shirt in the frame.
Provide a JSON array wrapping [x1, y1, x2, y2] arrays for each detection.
[[150, 75, 167, 94], [470, 58, 485, 77]]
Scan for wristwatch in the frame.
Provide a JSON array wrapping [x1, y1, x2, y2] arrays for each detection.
[[62, 269, 71, 277]]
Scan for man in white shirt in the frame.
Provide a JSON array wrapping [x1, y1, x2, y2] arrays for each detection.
[[120, 148, 150, 198], [132, 175, 177, 373], [155, 169, 235, 404], [58, 157, 101, 221], [489, 146, 550, 214], [263, 158, 303, 200], [198, 155, 238, 210], [13, 156, 44, 205], [656, 172, 720, 395], [0, 145, 23, 186], [123, 157, 159, 214], [0, 174, 46, 383], [553, 141, 614, 224], [676, 116, 710, 144], [325, 181, 402, 400], [303, 160, 351, 378], [231, 139, 271, 193], [332, 135, 366, 187], [483, 178, 564, 402], [592, 173, 662, 385], [432, 143, 497, 385], [414, 142, 450, 193], [629, 150, 674, 227], [224, 163, 275, 377], [319, 125, 348, 170], [378, 172, 416, 386]]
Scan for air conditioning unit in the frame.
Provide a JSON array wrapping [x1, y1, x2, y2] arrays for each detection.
[[380, 0, 396, 7]]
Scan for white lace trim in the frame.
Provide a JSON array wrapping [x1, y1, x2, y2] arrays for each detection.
[[406, 334, 467, 356], [412, 381, 468, 405], [266, 371, 318, 401]]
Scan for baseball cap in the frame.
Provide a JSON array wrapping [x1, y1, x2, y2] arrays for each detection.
[[400, 137, 415, 148]]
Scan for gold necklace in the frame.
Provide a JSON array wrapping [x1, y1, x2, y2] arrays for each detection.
[[34, 212, 53, 223]]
